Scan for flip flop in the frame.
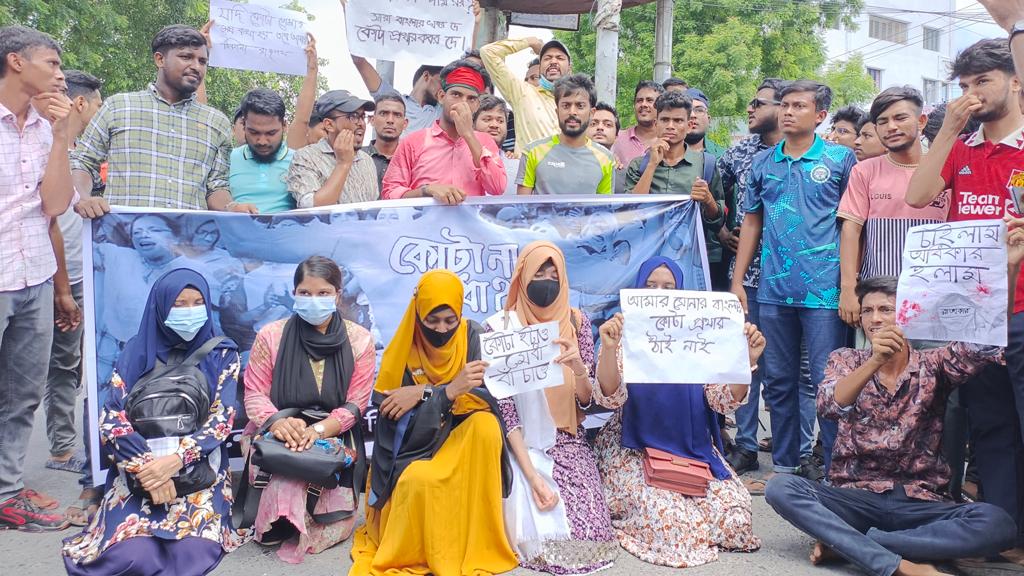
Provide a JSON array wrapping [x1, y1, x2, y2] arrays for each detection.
[[65, 488, 103, 527], [743, 476, 770, 496], [758, 437, 773, 452], [22, 488, 59, 510], [46, 454, 86, 474]]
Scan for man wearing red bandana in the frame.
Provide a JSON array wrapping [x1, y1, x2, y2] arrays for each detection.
[[382, 60, 507, 204]]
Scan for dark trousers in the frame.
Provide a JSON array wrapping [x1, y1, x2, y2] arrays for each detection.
[[766, 475, 1016, 576]]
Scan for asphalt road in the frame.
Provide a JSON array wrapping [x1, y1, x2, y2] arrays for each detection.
[[1, 400, 1012, 576]]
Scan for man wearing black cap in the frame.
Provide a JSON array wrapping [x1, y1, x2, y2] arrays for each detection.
[[686, 87, 726, 158], [286, 90, 380, 206], [481, 36, 571, 152], [351, 54, 441, 138]]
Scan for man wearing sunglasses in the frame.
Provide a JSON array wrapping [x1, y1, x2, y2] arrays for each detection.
[[287, 90, 381, 206], [718, 78, 789, 476]]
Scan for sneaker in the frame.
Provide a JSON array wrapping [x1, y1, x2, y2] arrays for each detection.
[[799, 455, 825, 483], [0, 493, 69, 532], [726, 446, 760, 475]]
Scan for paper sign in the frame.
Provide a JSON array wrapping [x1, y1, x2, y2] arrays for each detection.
[[896, 221, 1008, 346], [620, 289, 751, 385], [209, 0, 308, 76], [345, 0, 474, 64], [481, 321, 564, 399]]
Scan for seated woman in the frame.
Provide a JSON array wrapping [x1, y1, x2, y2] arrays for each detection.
[[62, 269, 247, 575], [485, 241, 618, 575], [350, 269, 518, 576], [592, 257, 764, 568], [242, 256, 375, 563]]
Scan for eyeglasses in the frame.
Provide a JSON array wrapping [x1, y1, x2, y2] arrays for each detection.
[[749, 97, 781, 109], [832, 126, 856, 136], [329, 112, 370, 123]]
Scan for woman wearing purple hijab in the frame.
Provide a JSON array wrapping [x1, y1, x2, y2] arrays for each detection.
[[592, 256, 765, 568], [63, 268, 250, 575]]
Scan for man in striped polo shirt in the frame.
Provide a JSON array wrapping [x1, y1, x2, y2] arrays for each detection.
[[837, 86, 949, 327]]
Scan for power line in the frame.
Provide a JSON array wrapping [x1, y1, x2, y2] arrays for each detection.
[[826, 1, 981, 62]]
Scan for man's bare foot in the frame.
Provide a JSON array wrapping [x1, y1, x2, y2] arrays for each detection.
[[1001, 546, 1024, 565], [894, 559, 950, 576], [809, 541, 841, 565]]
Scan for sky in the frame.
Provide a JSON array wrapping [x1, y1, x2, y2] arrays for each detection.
[[239, 0, 552, 98], [954, 0, 1003, 49]]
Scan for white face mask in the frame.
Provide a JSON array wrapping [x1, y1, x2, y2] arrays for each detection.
[[164, 305, 208, 341], [293, 295, 337, 325]]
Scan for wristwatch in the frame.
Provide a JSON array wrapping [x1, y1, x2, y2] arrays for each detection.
[[421, 386, 434, 402], [1011, 19, 1024, 45], [312, 423, 326, 438]]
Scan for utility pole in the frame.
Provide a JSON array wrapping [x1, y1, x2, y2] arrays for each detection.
[[594, 0, 623, 104], [653, 0, 674, 82]]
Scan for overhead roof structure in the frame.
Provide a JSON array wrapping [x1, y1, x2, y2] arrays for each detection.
[[480, 0, 654, 15]]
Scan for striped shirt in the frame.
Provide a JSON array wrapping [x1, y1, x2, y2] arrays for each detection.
[[837, 154, 949, 279], [518, 134, 615, 195], [71, 85, 232, 210], [287, 139, 380, 207], [0, 103, 57, 291]]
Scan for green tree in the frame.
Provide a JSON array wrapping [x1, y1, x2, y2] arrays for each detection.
[[555, 0, 865, 142], [0, 0, 325, 117], [819, 53, 877, 108]]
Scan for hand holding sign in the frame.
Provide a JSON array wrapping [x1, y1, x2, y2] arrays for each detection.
[[481, 321, 564, 399]]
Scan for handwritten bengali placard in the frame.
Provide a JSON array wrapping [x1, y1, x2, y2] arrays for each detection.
[[619, 289, 750, 385], [209, 0, 308, 76], [896, 220, 1008, 346], [345, 0, 474, 63], [481, 321, 563, 399]]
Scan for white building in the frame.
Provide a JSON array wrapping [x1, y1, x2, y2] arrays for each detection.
[[823, 0, 958, 106]]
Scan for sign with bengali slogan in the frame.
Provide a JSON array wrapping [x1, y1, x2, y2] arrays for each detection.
[[83, 195, 708, 482], [896, 220, 1008, 346], [345, 0, 475, 63], [481, 321, 562, 399], [209, 0, 308, 76], [620, 289, 750, 385]]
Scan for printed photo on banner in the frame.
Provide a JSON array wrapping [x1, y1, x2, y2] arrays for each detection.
[[82, 196, 709, 483], [619, 289, 750, 385], [209, 0, 310, 75], [895, 220, 1008, 346], [345, 0, 475, 63], [481, 321, 563, 399]]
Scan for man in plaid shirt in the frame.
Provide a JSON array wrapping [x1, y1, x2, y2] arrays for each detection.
[[72, 25, 255, 216]]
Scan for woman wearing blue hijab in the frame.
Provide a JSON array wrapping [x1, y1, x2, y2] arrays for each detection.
[[63, 269, 250, 575], [591, 256, 765, 568]]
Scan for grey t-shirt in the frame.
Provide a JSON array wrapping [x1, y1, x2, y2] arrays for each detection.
[[57, 204, 83, 285], [516, 135, 615, 195]]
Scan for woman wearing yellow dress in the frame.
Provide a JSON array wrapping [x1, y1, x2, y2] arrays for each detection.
[[349, 269, 518, 576]]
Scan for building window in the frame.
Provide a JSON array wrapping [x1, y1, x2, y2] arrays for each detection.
[[867, 67, 882, 89], [869, 15, 908, 44], [923, 26, 941, 52], [923, 79, 941, 103]]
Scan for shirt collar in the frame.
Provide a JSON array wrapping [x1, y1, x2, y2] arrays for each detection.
[[773, 134, 825, 162], [147, 83, 197, 107], [0, 101, 45, 127], [964, 124, 1024, 149], [241, 143, 289, 162]]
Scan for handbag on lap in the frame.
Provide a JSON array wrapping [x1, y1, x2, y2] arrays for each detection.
[[641, 446, 714, 497]]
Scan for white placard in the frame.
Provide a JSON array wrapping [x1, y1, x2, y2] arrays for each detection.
[[895, 220, 1008, 346], [620, 289, 751, 385], [209, 0, 308, 76], [345, 0, 474, 64], [481, 321, 564, 400]]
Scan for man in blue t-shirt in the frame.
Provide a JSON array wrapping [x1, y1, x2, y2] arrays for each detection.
[[731, 80, 856, 479], [228, 89, 295, 214]]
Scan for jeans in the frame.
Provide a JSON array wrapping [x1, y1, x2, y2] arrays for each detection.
[[0, 282, 55, 501], [759, 303, 844, 473], [799, 341, 814, 458], [734, 286, 763, 453], [44, 281, 83, 457], [766, 475, 1016, 576]]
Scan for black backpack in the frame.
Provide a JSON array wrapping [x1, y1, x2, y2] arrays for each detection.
[[125, 337, 224, 438]]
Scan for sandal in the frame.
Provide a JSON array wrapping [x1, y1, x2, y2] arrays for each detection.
[[743, 474, 772, 496], [46, 454, 86, 474], [65, 488, 103, 527], [22, 488, 59, 510], [758, 437, 773, 453]]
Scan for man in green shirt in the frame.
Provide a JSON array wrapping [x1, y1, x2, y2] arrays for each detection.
[[625, 91, 726, 265]]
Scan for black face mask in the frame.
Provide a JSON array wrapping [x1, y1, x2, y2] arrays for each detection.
[[526, 279, 560, 308], [419, 320, 457, 348]]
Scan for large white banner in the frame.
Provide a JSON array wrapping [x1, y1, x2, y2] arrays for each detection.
[[620, 289, 750, 385], [345, 0, 475, 64], [209, 0, 309, 76], [896, 220, 1008, 346]]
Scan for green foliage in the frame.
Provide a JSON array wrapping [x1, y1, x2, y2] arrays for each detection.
[[555, 0, 865, 141], [0, 0, 325, 117], [819, 53, 877, 108]]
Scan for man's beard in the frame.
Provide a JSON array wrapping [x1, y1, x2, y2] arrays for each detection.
[[561, 115, 588, 137], [974, 100, 1010, 124], [250, 141, 282, 163], [750, 118, 778, 136], [684, 131, 705, 145], [883, 134, 917, 153]]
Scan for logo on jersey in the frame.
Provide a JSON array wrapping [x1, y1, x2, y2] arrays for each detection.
[[809, 164, 831, 184], [959, 165, 973, 176]]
